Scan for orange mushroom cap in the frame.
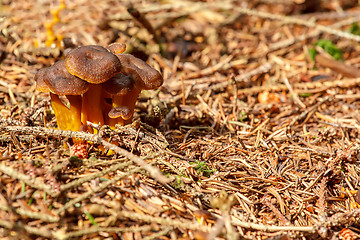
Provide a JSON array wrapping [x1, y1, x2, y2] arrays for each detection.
[[35, 60, 90, 95], [65, 45, 121, 84]]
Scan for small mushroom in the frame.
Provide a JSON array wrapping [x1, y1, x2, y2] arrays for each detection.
[[101, 73, 136, 125], [64, 45, 122, 126], [35, 60, 89, 131], [107, 87, 141, 126], [106, 52, 163, 126]]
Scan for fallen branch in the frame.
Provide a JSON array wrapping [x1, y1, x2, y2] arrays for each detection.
[[0, 125, 170, 185]]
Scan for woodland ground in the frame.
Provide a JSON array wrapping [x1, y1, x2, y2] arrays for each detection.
[[1, 0, 360, 239]]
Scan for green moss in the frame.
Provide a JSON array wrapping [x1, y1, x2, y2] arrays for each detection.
[[309, 39, 343, 62], [350, 22, 360, 35]]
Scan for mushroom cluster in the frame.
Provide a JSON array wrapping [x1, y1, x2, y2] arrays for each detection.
[[35, 43, 163, 131]]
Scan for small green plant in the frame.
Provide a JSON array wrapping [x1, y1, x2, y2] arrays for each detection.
[[84, 210, 98, 226], [191, 161, 215, 177], [166, 173, 186, 190], [28, 191, 37, 205], [238, 111, 248, 122], [309, 39, 343, 61], [298, 93, 312, 97], [350, 22, 360, 35], [173, 175, 183, 189]]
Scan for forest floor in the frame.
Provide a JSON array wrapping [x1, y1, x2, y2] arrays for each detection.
[[1, 0, 360, 239]]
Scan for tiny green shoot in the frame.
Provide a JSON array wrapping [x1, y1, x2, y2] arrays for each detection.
[[84, 210, 98, 226], [173, 175, 183, 189], [21, 182, 26, 193], [28, 191, 37, 205], [238, 111, 248, 122], [298, 93, 312, 97]]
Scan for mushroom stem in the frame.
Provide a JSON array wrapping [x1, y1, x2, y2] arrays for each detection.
[[50, 93, 82, 131], [81, 84, 105, 127], [108, 88, 141, 126]]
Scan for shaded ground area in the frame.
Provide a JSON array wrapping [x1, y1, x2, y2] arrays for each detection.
[[1, 0, 360, 239]]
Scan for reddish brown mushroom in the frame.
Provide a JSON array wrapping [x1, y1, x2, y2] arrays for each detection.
[[64, 45, 123, 126], [101, 73, 133, 124], [35, 60, 89, 131], [105, 50, 163, 126], [101, 72, 136, 125]]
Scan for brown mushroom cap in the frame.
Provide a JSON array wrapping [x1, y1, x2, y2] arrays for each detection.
[[35, 72, 51, 93], [101, 73, 134, 96], [108, 106, 132, 120], [65, 45, 121, 84], [115, 54, 163, 90], [35, 60, 90, 95], [107, 43, 126, 55]]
